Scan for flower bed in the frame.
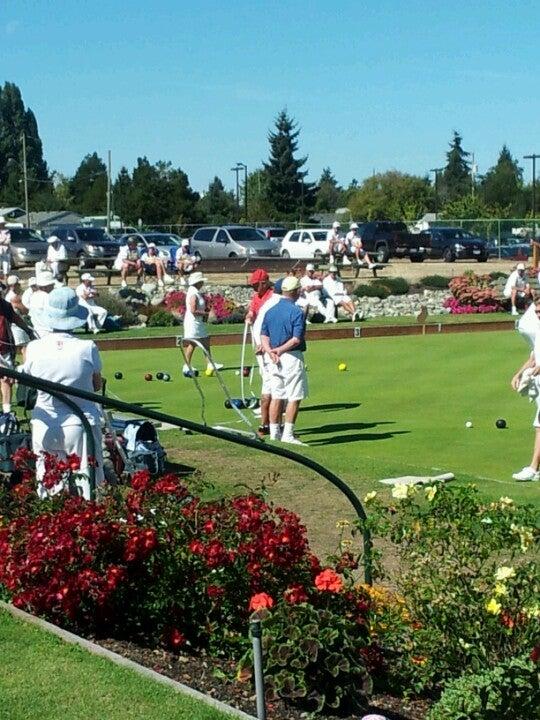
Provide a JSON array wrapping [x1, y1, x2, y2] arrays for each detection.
[[163, 290, 240, 324], [444, 273, 503, 314]]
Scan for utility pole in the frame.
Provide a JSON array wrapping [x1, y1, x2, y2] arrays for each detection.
[[237, 163, 248, 218], [21, 132, 29, 228], [471, 153, 478, 198], [430, 167, 444, 217], [231, 165, 241, 210], [106, 150, 112, 233], [524, 153, 540, 268]]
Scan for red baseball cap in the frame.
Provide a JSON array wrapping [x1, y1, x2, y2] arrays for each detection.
[[248, 269, 269, 286]]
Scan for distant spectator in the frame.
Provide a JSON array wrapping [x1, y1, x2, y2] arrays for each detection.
[[28, 271, 56, 337], [5, 275, 31, 358], [114, 237, 143, 288], [175, 239, 199, 284], [0, 282, 32, 415], [0, 216, 12, 281], [346, 223, 375, 269], [326, 221, 346, 261], [504, 263, 533, 316], [46, 236, 68, 281], [322, 265, 359, 321], [297, 264, 334, 323], [76, 273, 108, 334], [21, 276, 37, 311], [140, 243, 170, 287]]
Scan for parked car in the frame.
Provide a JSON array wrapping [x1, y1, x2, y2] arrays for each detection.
[[487, 236, 530, 260], [190, 226, 279, 260], [46, 226, 119, 269], [280, 228, 330, 259], [117, 232, 181, 264], [417, 227, 489, 262], [257, 226, 287, 245], [357, 221, 424, 263], [7, 227, 48, 268]]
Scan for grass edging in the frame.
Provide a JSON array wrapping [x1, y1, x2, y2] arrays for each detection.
[[0, 601, 256, 720]]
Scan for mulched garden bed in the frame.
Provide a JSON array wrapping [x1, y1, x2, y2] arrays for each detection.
[[95, 637, 430, 720]]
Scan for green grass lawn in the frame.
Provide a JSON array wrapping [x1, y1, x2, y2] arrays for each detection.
[[0, 611, 233, 720], [87, 311, 514, 341], [100, 329, 539, 514]]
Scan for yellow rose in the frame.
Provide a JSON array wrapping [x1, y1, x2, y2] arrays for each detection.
[[425, 485, 437, 502], [363, 491, 377, 504], [485, 598, 502, 615], [391, 483, 410, 500], [494, 583, 508, 597], [495, 566, 515, 582]]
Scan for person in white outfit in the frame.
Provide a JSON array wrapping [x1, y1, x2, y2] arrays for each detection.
[[21, 276, 37, 311], [28, 271, 56, 338], [297, 264, 333, 323], [503, 263, 533, 315], [182, 271, 223, 377], [0, 216, 12, 281], [322, 265, 358, 321], [175, 239, 198, 284], [5, 275, 32, 358], [114, 237, 143, 288], [76, 273, 108, 334], [326, 221, 346, 261], [46, 236, 68, 281], [140, 243, 168, 287], [22, 286, 105, 500], [346, 223, 375, 269]]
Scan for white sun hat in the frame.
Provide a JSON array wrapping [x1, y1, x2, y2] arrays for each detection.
[[81, 272, 95, 281], [306, 263, 315, 271], [332, 221, 341, 229], [188, 271, 206, 285], [36, 271, 55, 287], [7, 274, 20, 286], [47, 235, 60, 244]]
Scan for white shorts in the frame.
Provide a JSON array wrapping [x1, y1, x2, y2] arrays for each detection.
[[333, 294, 352, 304], [256, 353, 272, 396], [534, 394, 540, 428], [267, 350, 308, 402]]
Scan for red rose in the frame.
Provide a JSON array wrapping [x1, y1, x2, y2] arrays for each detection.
[[314, 568, 343, 593], [284, 583, 308, 604], [249, 592, 274, 611]]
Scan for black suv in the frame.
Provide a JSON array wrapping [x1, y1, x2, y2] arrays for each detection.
[[357, 221, 424, 263], [418, 227, 489, 262], [47, 226, 119, 269]]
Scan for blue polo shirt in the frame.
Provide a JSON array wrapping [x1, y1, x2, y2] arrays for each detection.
[[261, 298, 306, 352]]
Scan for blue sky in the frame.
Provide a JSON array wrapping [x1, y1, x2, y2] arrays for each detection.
[[2, 0, 539, 192]]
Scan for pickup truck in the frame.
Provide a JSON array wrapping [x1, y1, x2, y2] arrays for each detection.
[[358, 221, 424, 263]]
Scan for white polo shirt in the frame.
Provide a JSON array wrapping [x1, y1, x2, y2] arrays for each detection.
[[23, 333, 102, 425], [76, 283, 97, 305], [322, 275, 348, 300], [47, 244, 68, 262], [346, 231, 362, 249]]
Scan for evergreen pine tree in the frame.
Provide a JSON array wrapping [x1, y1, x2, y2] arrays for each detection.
[[70, 152, 107, 215], [315, 167, 343, 212], [263, 110, 313, 218], [196, 177, 237, 224], [441, 131, 471, 202], [480, 145, 525, 215]]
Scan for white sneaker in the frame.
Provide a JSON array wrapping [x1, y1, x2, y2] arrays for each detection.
[[163, 274, 174, 285], [512, 466, 540, 481], [121, 280, 127, 288], [332, 317, 338, 324], [306, 319, 312, 325], [281, 435, 307, 446], [208, 363, 224, 372], [368, 262, 375, 269], [511, 307, 518, 316], [158, 279, 164, 288]]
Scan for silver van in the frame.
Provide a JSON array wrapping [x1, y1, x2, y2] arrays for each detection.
[[190, 225, 279, 260]]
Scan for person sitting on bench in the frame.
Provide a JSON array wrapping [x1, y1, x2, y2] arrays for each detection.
[[114, 237, 143, 288], [140, 243, 170, 287], [346, 223, 375, 269]]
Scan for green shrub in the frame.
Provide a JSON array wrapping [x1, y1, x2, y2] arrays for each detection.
[[97, 291, 139, 327], [419, 275, 449, 289], [489, 271, 509, 281], [376, 277, 410, 295], [353, 284, 389, 299], [427, 655, 540, 720], [147, 310, 178, 327], [361, 484, 539, 694]]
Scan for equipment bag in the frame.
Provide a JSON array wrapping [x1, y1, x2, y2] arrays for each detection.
[[16, 382, 37, 411], [110, 418, 167, 476], [0, 413, 32, 473]]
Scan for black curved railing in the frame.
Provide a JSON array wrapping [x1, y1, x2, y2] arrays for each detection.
[[5, 368, 373, 584]]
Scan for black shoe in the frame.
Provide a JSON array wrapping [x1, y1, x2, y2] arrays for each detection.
[[257, 425, 270, 438]]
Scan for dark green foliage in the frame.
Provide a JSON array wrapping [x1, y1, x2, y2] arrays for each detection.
[[70, 152, 107, 215], [441, 131, 471, 202], [0, 81, 53, 208], [489, 271, 509, 281], [147, 310, 178, 327], [262, 603, 372, 714], [377, 277, 410, 295], [419, 275, 450, 289], [97, 291, 139, 327], [315, 167, 344, 212], [263, 110, 314, 218], [196, 176, 237, 224], [427, 655, 540, 720], [353, 284, 390, 299], [480, 145, 526, 216]]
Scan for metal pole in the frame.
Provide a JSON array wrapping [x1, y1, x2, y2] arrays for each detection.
[[21, 132, 29, 228], [430, 168, 443, 217], [250, 618, 266, 720], [231, 166, 240, 210], [524, 154, 540, 267], [106, 150, 112, 234], [244, 164, 248, 219]]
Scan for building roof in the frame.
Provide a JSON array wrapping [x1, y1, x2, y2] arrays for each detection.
[[29, 210, 83, 227], [0, 207, 25, 219]]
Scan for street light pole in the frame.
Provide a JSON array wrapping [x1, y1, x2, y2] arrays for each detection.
[[106, 149, 112, 234], [237, 163, 248, 219], [524, 153, 540, 268], [231, 165, 241, 210], [430, 167, 444, 217], [21, 132, 29, 228]]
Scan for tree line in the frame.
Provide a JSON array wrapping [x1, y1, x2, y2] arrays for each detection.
[[0, 81, 533, 225]]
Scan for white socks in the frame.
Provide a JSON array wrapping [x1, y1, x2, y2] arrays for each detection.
[[281, 422, 295, 440], [269, 423, 281, 440], [2, 403, 11, 414]]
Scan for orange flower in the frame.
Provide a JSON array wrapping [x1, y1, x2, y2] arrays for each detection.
[[248, 592, 274, 611], [314, 568, 343, 593], [411, 655, 427, 666]]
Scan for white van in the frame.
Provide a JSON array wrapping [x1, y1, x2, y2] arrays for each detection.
[[280, 228, 329, 259], [190, 225, 278, 260]]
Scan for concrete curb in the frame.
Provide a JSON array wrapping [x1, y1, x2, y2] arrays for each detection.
[[0, 601, 257, 720]]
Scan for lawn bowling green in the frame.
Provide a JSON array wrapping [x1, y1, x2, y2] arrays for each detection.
[[101, 330, 540, 507]]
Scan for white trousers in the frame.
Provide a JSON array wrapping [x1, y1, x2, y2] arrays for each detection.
[[31, 418, 104, 500], [79, 300, 108, 331], [298, 291, 334, 321]]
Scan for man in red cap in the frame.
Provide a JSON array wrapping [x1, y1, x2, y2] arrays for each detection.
[[246, 268, 280, 437]]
